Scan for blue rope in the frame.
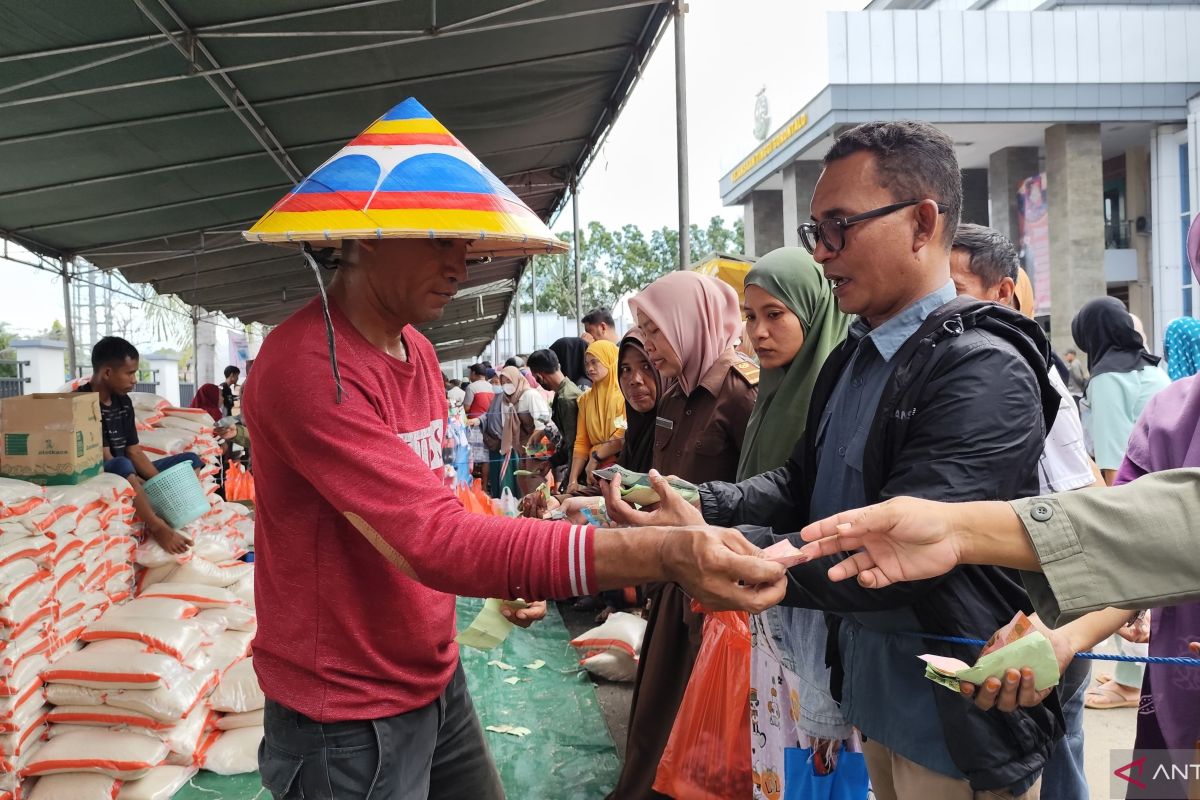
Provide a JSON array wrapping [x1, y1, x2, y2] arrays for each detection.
[[906, 632, 1200, 667]]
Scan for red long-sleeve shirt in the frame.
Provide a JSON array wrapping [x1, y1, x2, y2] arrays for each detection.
[[245, 298, 594, 722]]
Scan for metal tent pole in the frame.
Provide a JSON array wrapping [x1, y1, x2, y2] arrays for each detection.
[[530, 257, 538, 350], [572, 175, 583, 333], [674, 0, 690, 270], [60, 258, 77, 376]]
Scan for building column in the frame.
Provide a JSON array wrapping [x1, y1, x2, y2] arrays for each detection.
[[742, 189, 784, 258], [10, 339, 67, 394], [988, 147, 1040, 245], [142, 352, 181, 406], [781, 162, 822, 249], [960, 168, 989, 226], [1150, 123, 1191, 345], [1046, 124, 1106, 356], [194, 311, 219, 387], [1124, 144, 1154, 346]]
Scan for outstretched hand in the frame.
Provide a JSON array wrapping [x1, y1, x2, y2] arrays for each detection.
[[600, 470, 705, 528], [659, 526, 787, 613], [796, 497, 966, 588]]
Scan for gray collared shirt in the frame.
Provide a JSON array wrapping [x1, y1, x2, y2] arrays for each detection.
[[808, 281, 969, 780]]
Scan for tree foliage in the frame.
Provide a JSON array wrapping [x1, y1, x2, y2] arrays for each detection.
[[521, 216, 744, 317], [0, 323, 14, 379]]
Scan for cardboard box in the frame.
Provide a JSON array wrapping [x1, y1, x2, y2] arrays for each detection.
[[0, 393, 103, 485]]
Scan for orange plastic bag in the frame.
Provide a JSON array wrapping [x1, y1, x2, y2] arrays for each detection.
[[653, 610, 752, 800], [225, 462, 256, 502]]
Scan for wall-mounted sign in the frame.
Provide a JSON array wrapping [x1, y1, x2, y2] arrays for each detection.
[[731, 111, 809, 184]]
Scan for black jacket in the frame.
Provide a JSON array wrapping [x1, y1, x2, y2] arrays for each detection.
[[701, 297, 1063, 792]]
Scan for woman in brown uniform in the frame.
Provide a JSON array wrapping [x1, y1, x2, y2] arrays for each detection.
[[607, 271, 758, 799]]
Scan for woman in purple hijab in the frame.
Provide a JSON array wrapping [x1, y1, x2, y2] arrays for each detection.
[[1114, 213, 1200, 797]]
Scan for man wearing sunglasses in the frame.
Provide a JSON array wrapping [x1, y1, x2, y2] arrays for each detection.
[[607, 121, 1059, 799]]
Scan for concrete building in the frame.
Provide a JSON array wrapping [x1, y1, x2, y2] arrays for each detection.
[[720, 0, 1200, 354]]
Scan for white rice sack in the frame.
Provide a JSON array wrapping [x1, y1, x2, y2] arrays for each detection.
[[128, 393, 170, 412], [0, 718, 46, 759], [155, 416, 208, 436], [104, 598, 198, 622], [135, 562, 180, 592], [208, 658, 262, 714], [0, 536, 53, 570], [117, 764, 197, 800], [44, 683, 103, 707], [26, 505, 78, 538], [0, 559, 41, 596], [157, 709, 211, 759], [199, 725, 261, 775], [101, 668, 219, 724], [20, 729, 169, 779], [82, 617, 206, 662], [0, 651, 46, 700], [579, 650, 639, 682], [45, 705, 169, 732], [215, 709, 263, 731], [27, 772, 121, 800], [161, 407, 210, 423], [134, 430, 192, 458], [41, 640, 191, 691], [196, 605, 256, 634], [133, 539, 177, 569], [204, 632, 254, 677], [568, 612, 647, 659], [191, 536, 242, 564], [230, 572, 253, 608], [81, 475, 135, 506], [0, 480, 44, 520], [169, 557, 251, 589], [138, 583, 238, 609]]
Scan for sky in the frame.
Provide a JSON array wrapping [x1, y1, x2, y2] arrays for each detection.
[[0, 0, 869, 340]]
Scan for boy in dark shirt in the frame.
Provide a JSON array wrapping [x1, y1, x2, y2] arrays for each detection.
[[221, 366, 240, 417], [79, 337, 198, 554]]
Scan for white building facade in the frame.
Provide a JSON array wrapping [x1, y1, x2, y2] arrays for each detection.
[[721, 0, 1200, 354]]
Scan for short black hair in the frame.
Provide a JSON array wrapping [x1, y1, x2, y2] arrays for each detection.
[[504, 356, 525, 368], [91, 337, 139, 371], [823, 121, 962, 248], [952, 223, 1019, 287], [223, 365, 241, 379], [526, 349, 560, 375], [581, 308, 615, 328]]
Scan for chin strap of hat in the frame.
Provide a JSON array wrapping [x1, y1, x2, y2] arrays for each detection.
[[302, 243, 345, 405]]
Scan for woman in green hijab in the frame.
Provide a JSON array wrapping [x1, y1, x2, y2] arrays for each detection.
[[737, 246, 849, 480]]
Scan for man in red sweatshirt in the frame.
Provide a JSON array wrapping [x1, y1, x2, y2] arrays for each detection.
[[242, 98, 785, 800]]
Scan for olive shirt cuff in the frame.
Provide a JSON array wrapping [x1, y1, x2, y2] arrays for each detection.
[[1010, 496, 1095, 627]]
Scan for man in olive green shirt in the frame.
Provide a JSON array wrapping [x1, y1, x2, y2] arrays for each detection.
[[793, 468, 1200, 623]]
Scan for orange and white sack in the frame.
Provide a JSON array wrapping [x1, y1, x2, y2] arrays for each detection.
[[27, 772, 121, 800], [137, 583, 238, 609], [117, 764, 197, 800], [41, 640, 191, 691], [20, 729, 168, 779], [199, 725, 262, 775], [82, 616, 206, 662], [208, 658, 263, 714], [216, 709, 263, 731]]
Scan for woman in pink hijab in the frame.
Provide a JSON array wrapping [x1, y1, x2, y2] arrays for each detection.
[[608, 271, 759, 800]]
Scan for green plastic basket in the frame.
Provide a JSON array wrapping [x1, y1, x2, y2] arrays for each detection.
[[143, 461, 209, 529]]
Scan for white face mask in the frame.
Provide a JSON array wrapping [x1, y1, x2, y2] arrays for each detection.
[[502, 384, 517, 396]]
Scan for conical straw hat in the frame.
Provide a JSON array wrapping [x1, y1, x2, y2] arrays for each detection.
[[244, 98, 567, 256]]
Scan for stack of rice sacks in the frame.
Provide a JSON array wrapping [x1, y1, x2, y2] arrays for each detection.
[[0, 466, 144, 798], [0, 391, 261, 798]]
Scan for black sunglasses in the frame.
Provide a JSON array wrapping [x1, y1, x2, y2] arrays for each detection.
[[798, 199, 949, 255]]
